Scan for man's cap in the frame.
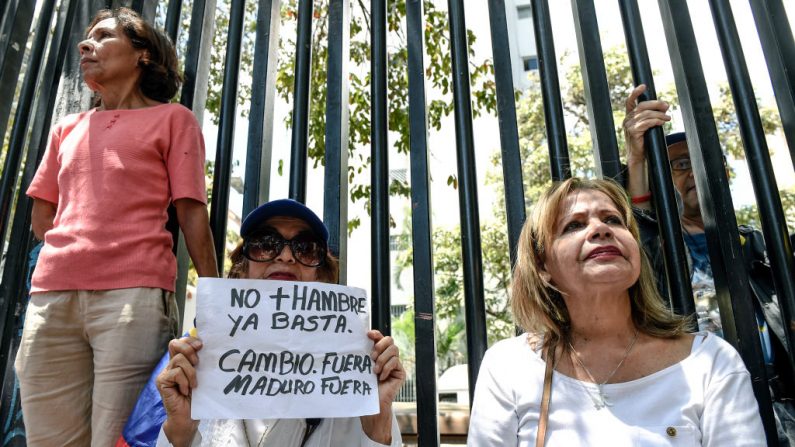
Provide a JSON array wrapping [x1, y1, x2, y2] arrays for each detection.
[[665, 132, 687, 148], [665, 131, 728, 163], [240, 199, 329, 242]]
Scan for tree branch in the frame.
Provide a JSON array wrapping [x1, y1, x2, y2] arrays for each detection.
[[356, 0, 371, 33]]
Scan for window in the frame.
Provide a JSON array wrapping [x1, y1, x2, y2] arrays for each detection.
[[523, 56, 538, 71], [389, 168, 407, 183], [390, 304, 408, 318], [517, 5, 532, 20], [389, 234, 409, 251], [439, 393, 458, 403]]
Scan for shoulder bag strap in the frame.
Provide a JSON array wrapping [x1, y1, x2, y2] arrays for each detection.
[[536, 344, 555, 447]]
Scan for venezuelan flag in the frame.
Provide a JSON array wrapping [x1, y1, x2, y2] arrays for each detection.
[[115, 328, 197, 447]]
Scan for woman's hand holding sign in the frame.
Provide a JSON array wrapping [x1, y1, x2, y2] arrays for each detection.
[[156, 329, 405, 445], [157, 336, 203, 446], [361, 330, 406, 444], [369, 330, 405, 404]]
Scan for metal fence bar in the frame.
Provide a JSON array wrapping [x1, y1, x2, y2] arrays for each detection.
[[180, 0, 215, 116], [0, 0, 8, 26], [447, 0, 487, 405], [166, 0, 216, 333], [322, 0, 350, 283], [370, 0, 391, 335], [709, 0, 795, 373], [0, 0, 56, 253], [164, 0, 182, 44], [617, 0, 695, 317], [175, 0, 214, 311], [47, 0, 99, 119], [130, 0, 145, 14], [486, 0, 526, 267], [0, 0, 78, 427], [0, 0, 789, 442], [0, 0, 22, 70], [531, 0, 570, 181], [243, 0, 280, 218], [209, 0, 245, 268], [141, 1, 157, 23], [748, 0, 795, 172], [658, 0, 777, 442], [571, 0, 623, 183], [0, 0, 19, 50], [0, 0, 34, 151], [288, 0, 313, 203], [0, 0, 22, 62], [406, 0, 440, 444]]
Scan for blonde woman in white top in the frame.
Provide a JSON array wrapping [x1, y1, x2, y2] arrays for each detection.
[[468, 178, 765, 446]]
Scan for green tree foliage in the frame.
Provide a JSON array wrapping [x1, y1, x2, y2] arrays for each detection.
[[512, 47, 680, 203], [393, 219, 513, 372], [198, 0, 496, 232], [712, 84, 781, 160], [735, 187, 795, 234]]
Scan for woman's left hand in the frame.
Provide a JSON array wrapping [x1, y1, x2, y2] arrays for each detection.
[[360, 329, 405, 444], [368, 330, 405, 406]]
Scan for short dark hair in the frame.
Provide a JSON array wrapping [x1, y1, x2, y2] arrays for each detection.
[[87, 8, 182, 102]]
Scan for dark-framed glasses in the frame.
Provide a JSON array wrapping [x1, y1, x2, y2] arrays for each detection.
[[242, 231, 326, 267], [669, 157, 692, 172]]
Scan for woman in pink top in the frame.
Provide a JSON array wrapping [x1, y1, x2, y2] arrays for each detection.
[[14, 8, 218, 446]]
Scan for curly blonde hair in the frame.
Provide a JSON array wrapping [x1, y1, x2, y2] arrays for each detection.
[[511, 178, 692, 350]]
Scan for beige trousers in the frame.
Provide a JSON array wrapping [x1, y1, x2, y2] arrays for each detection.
[[14, 288, 177, 447]]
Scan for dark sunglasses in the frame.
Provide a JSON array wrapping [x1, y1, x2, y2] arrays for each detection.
[[242, 231, 326, 267]]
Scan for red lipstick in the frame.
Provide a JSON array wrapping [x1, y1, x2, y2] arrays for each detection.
[[586, 245, 622, 259]]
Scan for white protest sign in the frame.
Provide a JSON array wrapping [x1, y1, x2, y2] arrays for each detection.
[[191, 278, 379, 420]]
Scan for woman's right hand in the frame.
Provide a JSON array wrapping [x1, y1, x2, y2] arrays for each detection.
[[156, 336, 203, 446]]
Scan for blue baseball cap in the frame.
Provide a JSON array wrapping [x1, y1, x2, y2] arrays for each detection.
[[665, 132, 687, 148], [240, 199, 329, 243]]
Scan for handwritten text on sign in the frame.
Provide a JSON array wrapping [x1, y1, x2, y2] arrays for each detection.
[[191, 278, 379, 419]]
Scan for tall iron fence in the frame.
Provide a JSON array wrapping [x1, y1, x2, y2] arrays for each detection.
[[0, 0, 793, 446]]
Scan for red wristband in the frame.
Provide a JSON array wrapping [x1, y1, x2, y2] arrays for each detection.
[[631, 192, 652, 204]]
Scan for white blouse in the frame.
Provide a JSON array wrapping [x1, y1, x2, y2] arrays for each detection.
[[468, 332, 766, 446], [156, 414, 402, 446]]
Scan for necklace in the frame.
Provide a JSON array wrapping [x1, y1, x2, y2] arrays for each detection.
[[241, 419, 319, 447], [567, 329, 639, 410], [241, 420, 268, 447]]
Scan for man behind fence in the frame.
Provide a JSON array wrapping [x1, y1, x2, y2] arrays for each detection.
[[622, 84, 794, 445]]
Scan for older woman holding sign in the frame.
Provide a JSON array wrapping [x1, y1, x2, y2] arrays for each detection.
[[468, 178, 765, 446], [155, 199, 404, 446]]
